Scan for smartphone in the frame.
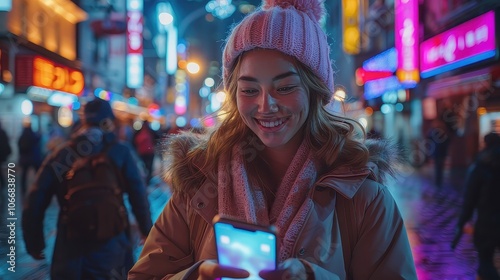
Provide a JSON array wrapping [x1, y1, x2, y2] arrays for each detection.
[[213, 215, 277, 280]]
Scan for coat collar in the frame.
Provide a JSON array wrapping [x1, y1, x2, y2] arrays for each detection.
[[190, 164, 375, 225], [315, 166, 372, 199]]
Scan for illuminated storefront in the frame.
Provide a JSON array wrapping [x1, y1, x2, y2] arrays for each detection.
[[14, 55, 85, 128], [0, 0, 88, 160], [420, 9, 500, 165]]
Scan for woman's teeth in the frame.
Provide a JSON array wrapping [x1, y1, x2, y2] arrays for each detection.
[[259, 119, 284, 128]]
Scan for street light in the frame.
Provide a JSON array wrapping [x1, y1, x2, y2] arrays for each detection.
[[156, 2, 177, 75], [157, 2, 239, 122], [158, 12, 173, 26], [186, 62, 200, 74]]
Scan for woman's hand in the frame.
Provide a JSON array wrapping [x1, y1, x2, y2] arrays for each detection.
[[259, 258, 308, 280], [197, 260, 250, 280]]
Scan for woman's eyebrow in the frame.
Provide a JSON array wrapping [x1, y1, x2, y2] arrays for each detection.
[[238, 71, 298, 82]]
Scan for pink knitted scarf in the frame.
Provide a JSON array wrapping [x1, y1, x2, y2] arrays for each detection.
[[218, 141, 318, 261]]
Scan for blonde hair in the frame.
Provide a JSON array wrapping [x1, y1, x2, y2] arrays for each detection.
[[166, 52, 369, 191]]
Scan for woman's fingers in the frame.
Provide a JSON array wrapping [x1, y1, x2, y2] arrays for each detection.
[[198, 260, 250, 280]]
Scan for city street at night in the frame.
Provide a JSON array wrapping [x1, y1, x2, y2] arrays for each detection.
[[2, 0, 500, 279]]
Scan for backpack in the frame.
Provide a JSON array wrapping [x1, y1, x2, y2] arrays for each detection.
[[62, 146, 128, 242]]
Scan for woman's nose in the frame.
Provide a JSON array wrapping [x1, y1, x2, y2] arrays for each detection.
[[258, 92, 278, 113]]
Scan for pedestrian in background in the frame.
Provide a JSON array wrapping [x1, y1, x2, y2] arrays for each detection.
[[452, 132, 500, 280], [129, 0, 417, 278], [427, 118, 452, 188], [0, 121, 12, 191], [22, 98, 152, 279], [133, 120, 157, 184], [17, 119, 42, 195]]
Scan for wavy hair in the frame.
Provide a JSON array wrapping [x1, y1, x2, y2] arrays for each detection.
[[165, 52, 370, 191]]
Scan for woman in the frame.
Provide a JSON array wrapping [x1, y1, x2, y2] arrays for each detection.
[[129, 0, 417, 279]]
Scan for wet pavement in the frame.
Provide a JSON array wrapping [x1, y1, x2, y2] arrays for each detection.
[[1, 163, 499, 280]]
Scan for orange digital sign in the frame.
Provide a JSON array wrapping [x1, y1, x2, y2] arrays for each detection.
[[33, 57, 84, 95], [15, 55, 84, 95]]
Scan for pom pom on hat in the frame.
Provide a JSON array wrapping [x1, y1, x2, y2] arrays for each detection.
[[222, 0, 334, 101], [263, 0, 325, 22]]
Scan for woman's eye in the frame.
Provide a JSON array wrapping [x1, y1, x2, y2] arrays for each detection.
[[240, 89, 258, 95], [277, 86, 295, 93]]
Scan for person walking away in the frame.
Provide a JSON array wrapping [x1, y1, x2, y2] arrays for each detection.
[[0, 122, 12, 191], [427, 118, 452, 188], [22, 97, 153, 279], [452, 132, 500, 280], [17, 120, 42, 195], [129, 0, 417, 278], [133, 120, 157, 184]]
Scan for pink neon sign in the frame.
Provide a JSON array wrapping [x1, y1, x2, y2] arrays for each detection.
[[420, 11, 496, 78], [395, 0, 419, 85]]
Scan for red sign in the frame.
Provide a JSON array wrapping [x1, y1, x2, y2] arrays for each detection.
[[91, 19, 127, 37], [127, 11, 143, 54], [15, 56, 84, 95], [355, 68, 393, 85], [1, 48, 10, 83]]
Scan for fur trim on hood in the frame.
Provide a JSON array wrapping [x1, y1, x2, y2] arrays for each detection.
[[365, 138, 403, 184], [161, 131, 402, 194]]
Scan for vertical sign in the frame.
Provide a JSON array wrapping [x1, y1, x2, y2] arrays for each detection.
[[127, 0, 144, 88], [395, 0, 419, 85], [0, 48, 8, 83], [342, 0, 360, 54]]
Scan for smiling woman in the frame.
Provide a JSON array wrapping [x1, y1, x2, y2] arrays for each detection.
[[129, 0, 418, 279], [235, 49, 309, 153]]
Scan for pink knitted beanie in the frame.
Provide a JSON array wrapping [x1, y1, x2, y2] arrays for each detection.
[[222, 0, 334, 98]]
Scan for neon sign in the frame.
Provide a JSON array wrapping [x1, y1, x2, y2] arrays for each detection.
[[15, 56, 84, 95], [342, 0, 360, 55], [420, 11, 497, 78], [126, 0, 144, 88], [395, 0, 419, 85], [360, 47, 416, 100]]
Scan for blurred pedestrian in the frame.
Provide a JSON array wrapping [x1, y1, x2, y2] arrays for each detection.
[[451, 132, 500, 280], [133, 120, 157, 184], [427, 118, 452, 188], [0, 121, 12, 190], [22, 97, 152, 279], [17, 119, 42, 195], [129, 0, 417, 278]]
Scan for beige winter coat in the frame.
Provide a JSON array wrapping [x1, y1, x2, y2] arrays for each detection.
[[129, 161, 417, 279]]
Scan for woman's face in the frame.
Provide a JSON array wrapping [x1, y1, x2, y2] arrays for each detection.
[[236, 49, 309, 151]]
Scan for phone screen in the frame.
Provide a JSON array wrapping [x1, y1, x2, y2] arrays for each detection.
[[214, 221, 277, 280]]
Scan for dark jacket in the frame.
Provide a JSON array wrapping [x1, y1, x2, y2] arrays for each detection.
[[17, 127, 42, 166], [457, 146, 500, 248], [0, 127, 11, 162], [22, 127, 152, 257]]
